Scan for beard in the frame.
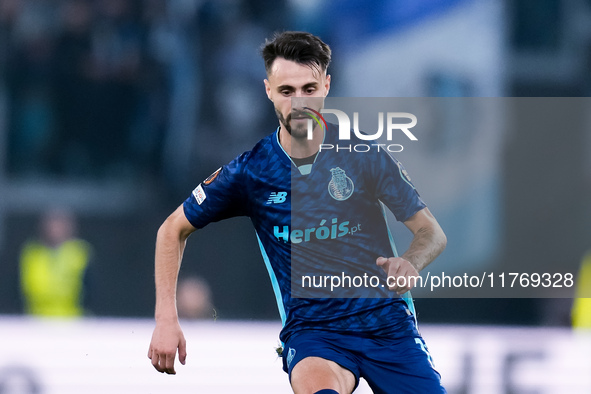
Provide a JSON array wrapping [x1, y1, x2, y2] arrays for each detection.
[[275, 107, 311, 140]]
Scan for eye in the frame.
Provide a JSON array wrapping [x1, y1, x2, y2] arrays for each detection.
[[306, 87, 316, 94], [281, 90, 292, 96]]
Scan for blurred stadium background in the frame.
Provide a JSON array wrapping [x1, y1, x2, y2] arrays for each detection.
[[0, 0, 590, 392]]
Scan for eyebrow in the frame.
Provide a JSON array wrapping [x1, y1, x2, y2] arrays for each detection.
[[276, 82, 319, 92]]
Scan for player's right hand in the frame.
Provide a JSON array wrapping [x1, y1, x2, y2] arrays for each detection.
[[148, 319, 187, 374]]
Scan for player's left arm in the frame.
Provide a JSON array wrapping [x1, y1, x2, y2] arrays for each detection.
[[377, 207, 446, 294]]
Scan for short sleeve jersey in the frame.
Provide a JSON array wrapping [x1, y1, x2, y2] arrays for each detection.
[[183, 124, 426, 343]]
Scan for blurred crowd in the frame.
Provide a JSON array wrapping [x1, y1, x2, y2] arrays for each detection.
[[0, 0, 286, 189]]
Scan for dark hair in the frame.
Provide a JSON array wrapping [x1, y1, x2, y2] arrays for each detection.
[[261, 31, 331, 75]]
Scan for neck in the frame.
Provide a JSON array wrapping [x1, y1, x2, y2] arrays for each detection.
[[278, 125, 324, 158]]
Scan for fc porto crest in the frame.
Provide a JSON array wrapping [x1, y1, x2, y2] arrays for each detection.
[[328, 167, 354, 201]]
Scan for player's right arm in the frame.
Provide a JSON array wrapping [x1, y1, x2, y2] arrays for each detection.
[[148, 205, 196, 374], [148, 156, 248, 373]]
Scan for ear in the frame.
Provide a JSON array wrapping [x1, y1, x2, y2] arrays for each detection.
[[264, 79, 272, 101], [324, 74, 331, 96]]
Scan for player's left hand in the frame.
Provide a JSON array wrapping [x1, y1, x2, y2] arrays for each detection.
[[376, 257, 419, 295]]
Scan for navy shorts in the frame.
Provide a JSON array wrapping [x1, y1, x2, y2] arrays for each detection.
[[282, 330, 446, 394]]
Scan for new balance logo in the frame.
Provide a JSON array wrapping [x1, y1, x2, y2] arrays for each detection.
[[286, 348, 296, 368], [266, 191, 287, 204]]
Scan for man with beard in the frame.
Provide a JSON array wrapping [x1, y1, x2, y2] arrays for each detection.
[[148, 31, 447, 394]]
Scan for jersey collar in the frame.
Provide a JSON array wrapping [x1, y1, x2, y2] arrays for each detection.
[[271, 126, 327, 174]]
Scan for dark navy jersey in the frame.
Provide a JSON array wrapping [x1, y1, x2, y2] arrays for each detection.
[[183, 124, 426, 343]]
